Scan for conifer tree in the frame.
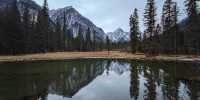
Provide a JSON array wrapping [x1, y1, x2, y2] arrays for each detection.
[[185, 0, 199, 19], [62, 11, 67, 51], [171, 2, 179, 53], [86, 28, 92, 51], [144, 0, 156, 39], [22, 4, 31, 53], [142, 32, 147, 52], [162, 0, 174, 32], [144, 0, 157, 55], [6, 0, 22, 54], [76, 26, 83, 51], [106, 36, 110, 55], [154, 24, 161, 53], [184, 0, 200, 54], [29, 14, 37, 52], [93, 31, 96, 51], [55, 17, 62, 51], [155, 24, 161, 42], [130, 8, 140, 53], [66, 30, 73, 51], [171, 2, 179, 27], [36, 0, 49, 52], [0, 5, 9, 54], [161, 1, 180, 53]]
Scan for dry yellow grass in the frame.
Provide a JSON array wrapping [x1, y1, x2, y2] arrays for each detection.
[[0, 51, 199, 62]]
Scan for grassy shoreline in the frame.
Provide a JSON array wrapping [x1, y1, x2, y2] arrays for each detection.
[[0, 51, 199, 63]]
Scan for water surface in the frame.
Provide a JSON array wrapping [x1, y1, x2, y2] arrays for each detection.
[[0, 59, 200, 100]]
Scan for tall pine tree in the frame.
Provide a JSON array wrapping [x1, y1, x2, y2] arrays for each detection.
[[6, 0, 22, 54], [22, 4, 31, 53], [36, 0, 49, 52], [75, 25, 84, 51], [154, 24, 161, 53], [144, 0, 157, 55], [93, 31, 96, 51], [62, 11, 67, 51], [161, 0, 180, 53], [185, 0, 199, 19], [171, 2, 179, 53], [86, 28, 92, 51], [106, 36, 110, 55], [184, 0, 200, 54], [144, 0, 156, 39], [130, 8, 140, 53], [162, 0, 174, 32], [55, 17, 62, 51]]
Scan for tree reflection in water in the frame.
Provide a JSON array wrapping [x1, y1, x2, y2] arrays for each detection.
[[0, 59, 199, 100], [129, 61, 200, 100]]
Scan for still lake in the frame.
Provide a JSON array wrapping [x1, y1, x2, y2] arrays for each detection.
[[0, 59, 200, 100]]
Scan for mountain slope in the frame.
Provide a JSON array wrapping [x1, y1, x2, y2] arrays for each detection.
[[49, 6, 107, 42], [107, 28, 130, 42], [0, 0, 107, 42]]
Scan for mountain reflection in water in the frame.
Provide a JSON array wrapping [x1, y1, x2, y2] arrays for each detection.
[[0, 59, 200, 100]]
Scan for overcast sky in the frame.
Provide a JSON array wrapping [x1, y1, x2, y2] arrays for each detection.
[[34, 0, 186, 33]]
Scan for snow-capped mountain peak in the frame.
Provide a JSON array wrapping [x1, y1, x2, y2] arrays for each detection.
[[107, 28, 130, 43]]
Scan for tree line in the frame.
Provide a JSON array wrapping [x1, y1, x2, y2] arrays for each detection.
[[0, 0, 199, 55], [0, 0, 109, 55], [130, 0, 200, 55]]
